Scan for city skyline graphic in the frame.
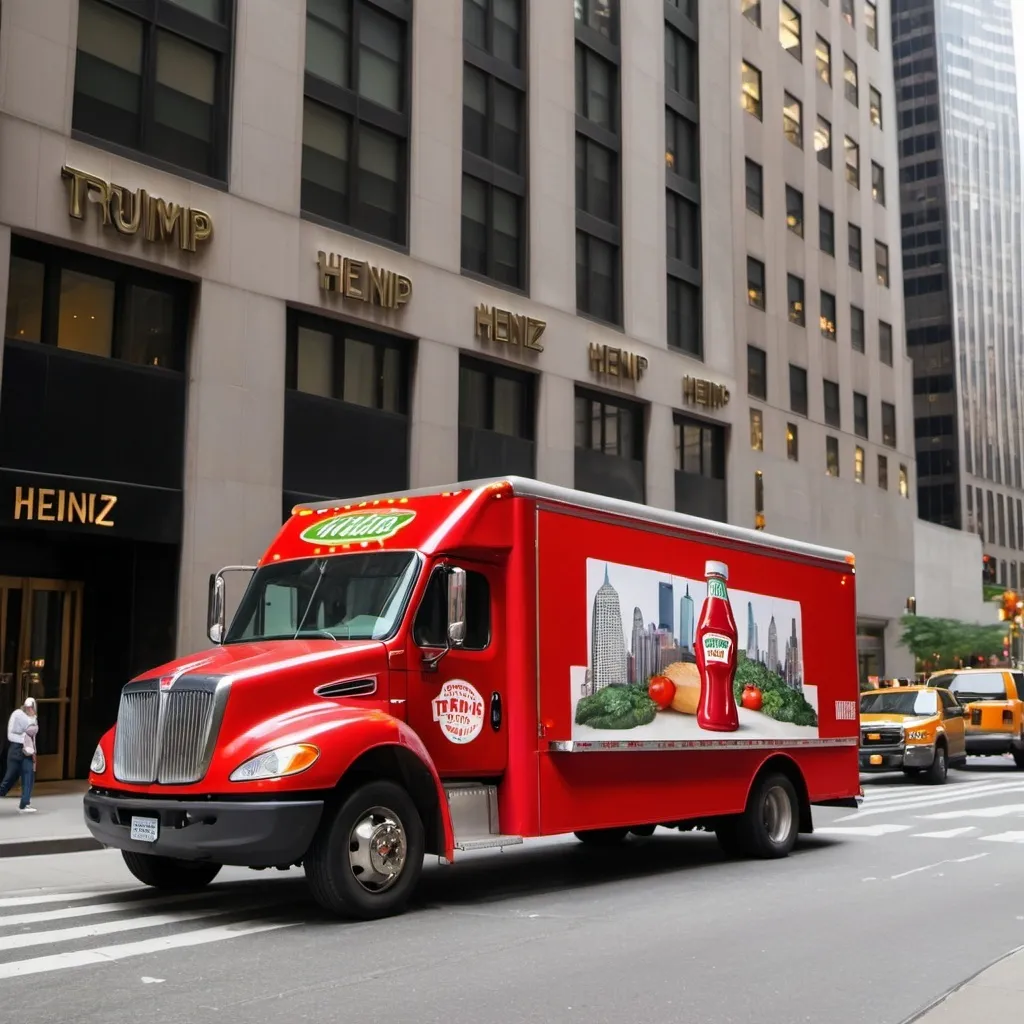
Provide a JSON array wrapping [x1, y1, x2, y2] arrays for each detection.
[[586, 558, 804, 696]]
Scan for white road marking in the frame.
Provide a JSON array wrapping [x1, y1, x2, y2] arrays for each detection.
[[838, 784, 1024, 819], [814, 824, 912, 836], [0, 891, 119, 910], [0, 891, 219, 928], [919, 803, 1024, 820], [889, 853, 988, 880], [0, 920, 295, 980], [861, 779, 1024, 803], [912, 827, 977, 839], [140, 977, 164, 984], [979, 831, 1024, 844]]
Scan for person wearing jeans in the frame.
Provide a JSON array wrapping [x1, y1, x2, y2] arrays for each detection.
[[1, 697, 38, 813]]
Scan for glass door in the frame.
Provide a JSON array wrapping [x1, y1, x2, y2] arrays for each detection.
[[0, 577, 83, 781]]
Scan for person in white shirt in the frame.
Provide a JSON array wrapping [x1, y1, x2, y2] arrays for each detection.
[[1, 697, 38, 813]]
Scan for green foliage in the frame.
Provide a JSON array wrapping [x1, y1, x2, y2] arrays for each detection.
[[897, 614, 1006, 670], [575, 684, 658, 730], [734, 654, 818, 727], [983, 584, 1006, 602]]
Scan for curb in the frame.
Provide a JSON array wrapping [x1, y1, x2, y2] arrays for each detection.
[[898, 941, 1024, 1024], [0, 836, 104, 859]]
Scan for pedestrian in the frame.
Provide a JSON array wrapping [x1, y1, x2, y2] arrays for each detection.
[[0, 697, 38, 813]]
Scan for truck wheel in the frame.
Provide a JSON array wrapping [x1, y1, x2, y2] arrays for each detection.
[[574, 827, 630, 846], [716, 773, 799, 860], [304, 780, 424, 920], [1013, 743, 1024, 769], [121, 851, 221, 891], [924, 743, 948, 785]]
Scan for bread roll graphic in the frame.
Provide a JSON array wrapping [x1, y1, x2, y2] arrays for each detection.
[[662, 660, 701, 715]]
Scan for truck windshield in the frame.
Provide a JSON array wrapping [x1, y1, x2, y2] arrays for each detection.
[[224, 552, 420, 643], [860, 691, 938, 716]]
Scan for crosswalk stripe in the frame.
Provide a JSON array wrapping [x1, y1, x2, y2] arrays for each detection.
[[861, 779, 1023, 803], [838, 784, 1024, 819], [0, 891, 118, 910], [979, 831, 1024, 844], [0, 891, 225, 928], [913, 827, 977, 838], [919, 803, 1024, 820], [0, 919, 295, 980], [814, 824, 912, 836]]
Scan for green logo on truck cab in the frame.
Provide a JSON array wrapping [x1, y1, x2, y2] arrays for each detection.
[[299, 510, 416, 544]]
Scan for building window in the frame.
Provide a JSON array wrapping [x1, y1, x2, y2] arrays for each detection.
[[851, 305, 865, 352], [841, 0, 854, 27], [574, 390, 642, 457], [786, 186, 804, 236], [844, 136, 860, 187], [746, 158, 764, 215], [789, 363, 808, 416], [820, 290, 837, 340], [848, 223, 863, 271], [815, 35, 831, 85], [826, 436, 840, 477], [747, 257, 766, 309], [899, 464, 909, 497], [754, 470, 765, 529], [576, 9, 622, 324], [882, 401, 896, 447], [869, 85, 882, 128], [666, 25, 698, 102], [879, 320, 893, 365], [748, 343, 767, 399], [878, 453, 888, 489], [819, 206, 835, 255], [462, 4, 527, 289], [5, 237, 189, 371], [750, 408, 764, 451], [301, 0, 412, 244], [666, 109, 699, 183], [854, 446, 865, 483], [783, 92, 803, 148], [843, 54, 858, 106], [853, 391, 868, 438], [824, 379, 841, 428], [788, 274, 806, 326], [674, 415, 727, 520], [742, 0, 761, 28], [742, 61, 763, 119], [871, 161, 886, 205], [815, 115, 832, 168], [787, 422, 799, 461], [875, 241, 890, 287], [779, 2, 802, 61], [668, 276, 701, 356], [667, 192, 700, 270], [865, 0, 878, 48], [458, 354, 535, 479], [72, 0, 234, 181]]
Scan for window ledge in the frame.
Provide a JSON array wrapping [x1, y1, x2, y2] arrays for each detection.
[[299, 209, 410, 257]]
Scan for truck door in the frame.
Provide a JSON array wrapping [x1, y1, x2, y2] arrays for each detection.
[[406, 560, 508, 777]]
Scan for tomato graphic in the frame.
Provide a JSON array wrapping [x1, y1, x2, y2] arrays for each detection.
[[648, 675, 676, 710], [741, 685, 763, 711]]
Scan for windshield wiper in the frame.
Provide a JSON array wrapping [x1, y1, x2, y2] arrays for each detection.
[[298, 627, 339, 641], [293, 559, 334, 641]]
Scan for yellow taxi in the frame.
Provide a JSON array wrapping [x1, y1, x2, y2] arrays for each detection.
[[859, 685, 967, 784], [926, 667, 1024, 767]]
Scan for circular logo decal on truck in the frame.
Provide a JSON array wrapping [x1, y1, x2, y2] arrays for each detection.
[[432, 680, 485, 744]]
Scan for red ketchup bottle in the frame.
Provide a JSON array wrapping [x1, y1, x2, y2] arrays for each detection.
[[696, 560, 740, 732]]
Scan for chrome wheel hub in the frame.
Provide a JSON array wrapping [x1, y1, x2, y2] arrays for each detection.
[[348, 806, 407, 893], [763, 786, 793, 845]]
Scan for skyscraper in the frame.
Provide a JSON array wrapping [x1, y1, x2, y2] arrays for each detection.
[[745, 600, 759, 661], [893, 0, 1024, 589], [784, 617, 802, 691], [679, 586, 695, 651], [658, 581, 674, 635], [767, 615, 779, 675], [590, 564, 627, 689]]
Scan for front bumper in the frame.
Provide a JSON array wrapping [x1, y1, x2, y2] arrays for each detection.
[[965, 731, 1021, 756], [859, 743, 935, 772], [83, 789, 324, 867]]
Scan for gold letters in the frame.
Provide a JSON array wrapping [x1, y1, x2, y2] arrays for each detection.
[[317, 251, 412, 310], [474, 304, 545, 352], [61, 165, 213, 253], [682, 375, 731, 409], [14, 486, 117, 528], [588, 343, 648, 382]]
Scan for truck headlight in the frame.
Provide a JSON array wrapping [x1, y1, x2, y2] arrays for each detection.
[[90, 745, 106, 774], [229, 743, 320, 782], [907, 730, 929, 741]]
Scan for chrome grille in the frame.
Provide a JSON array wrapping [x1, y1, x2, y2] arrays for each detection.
[[112, 685, 225, 785]]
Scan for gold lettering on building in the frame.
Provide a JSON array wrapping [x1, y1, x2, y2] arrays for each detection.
[[317, 251, 412, 310], [588, 343, 648, 382], [682, 375, 731, 409], [474, 304, 545, 352], [61, 165, 213, 253], [14, 486, 117, 528]]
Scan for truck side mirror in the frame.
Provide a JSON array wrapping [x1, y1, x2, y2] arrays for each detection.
[[208, 573, 226, 644], [447, 567, 467, 647]]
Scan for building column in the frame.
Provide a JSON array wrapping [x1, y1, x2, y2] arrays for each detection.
[[535, 373, 575, 487], [0, 225, 10, 386], [409, 338, 459, 487], [175, 283, 286, 655], [646, 402, 675, 511]]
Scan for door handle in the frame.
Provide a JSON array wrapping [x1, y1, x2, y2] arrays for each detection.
[[490, 691, 502, 732]]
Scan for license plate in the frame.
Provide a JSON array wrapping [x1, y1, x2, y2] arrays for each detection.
[[870, 754, 883, 765], [129, 816, 159, 843]]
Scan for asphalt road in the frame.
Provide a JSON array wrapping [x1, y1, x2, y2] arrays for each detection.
[[3, 758, 1024, 1024]]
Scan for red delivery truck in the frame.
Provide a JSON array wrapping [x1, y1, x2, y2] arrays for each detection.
[[84, 478, 862, 919]]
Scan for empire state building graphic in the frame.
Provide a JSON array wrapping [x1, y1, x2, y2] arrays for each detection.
[[590, 565, 627, 689]]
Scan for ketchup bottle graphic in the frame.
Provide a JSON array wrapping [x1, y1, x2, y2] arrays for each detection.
[[696, 560, 740, 732]]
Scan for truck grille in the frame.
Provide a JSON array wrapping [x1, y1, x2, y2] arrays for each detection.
[[112, 682, 226, 785], [861, 728, 902, 746]]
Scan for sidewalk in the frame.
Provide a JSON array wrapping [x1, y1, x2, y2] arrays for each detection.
[[0, 781, 102, 858], [909, 944, 1024, 1022]]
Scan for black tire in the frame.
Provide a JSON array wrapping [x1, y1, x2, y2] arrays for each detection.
[[121, 851, 221, 891], [629, 824, 656, 837], [716, 772, 800, 860], [304, 780, 424, 920], [574, 827, 630, 846], [924, 743, 948, 785], [1012, 745, 1024, 770], [902, 768, 922, 779]]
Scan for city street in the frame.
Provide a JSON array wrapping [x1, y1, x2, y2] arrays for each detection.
[[2, 761, 1023, 1024]]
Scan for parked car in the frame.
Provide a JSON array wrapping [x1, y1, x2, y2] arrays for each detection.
[[859, 685, 967, 783], [926, 668, 1024, 768]]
